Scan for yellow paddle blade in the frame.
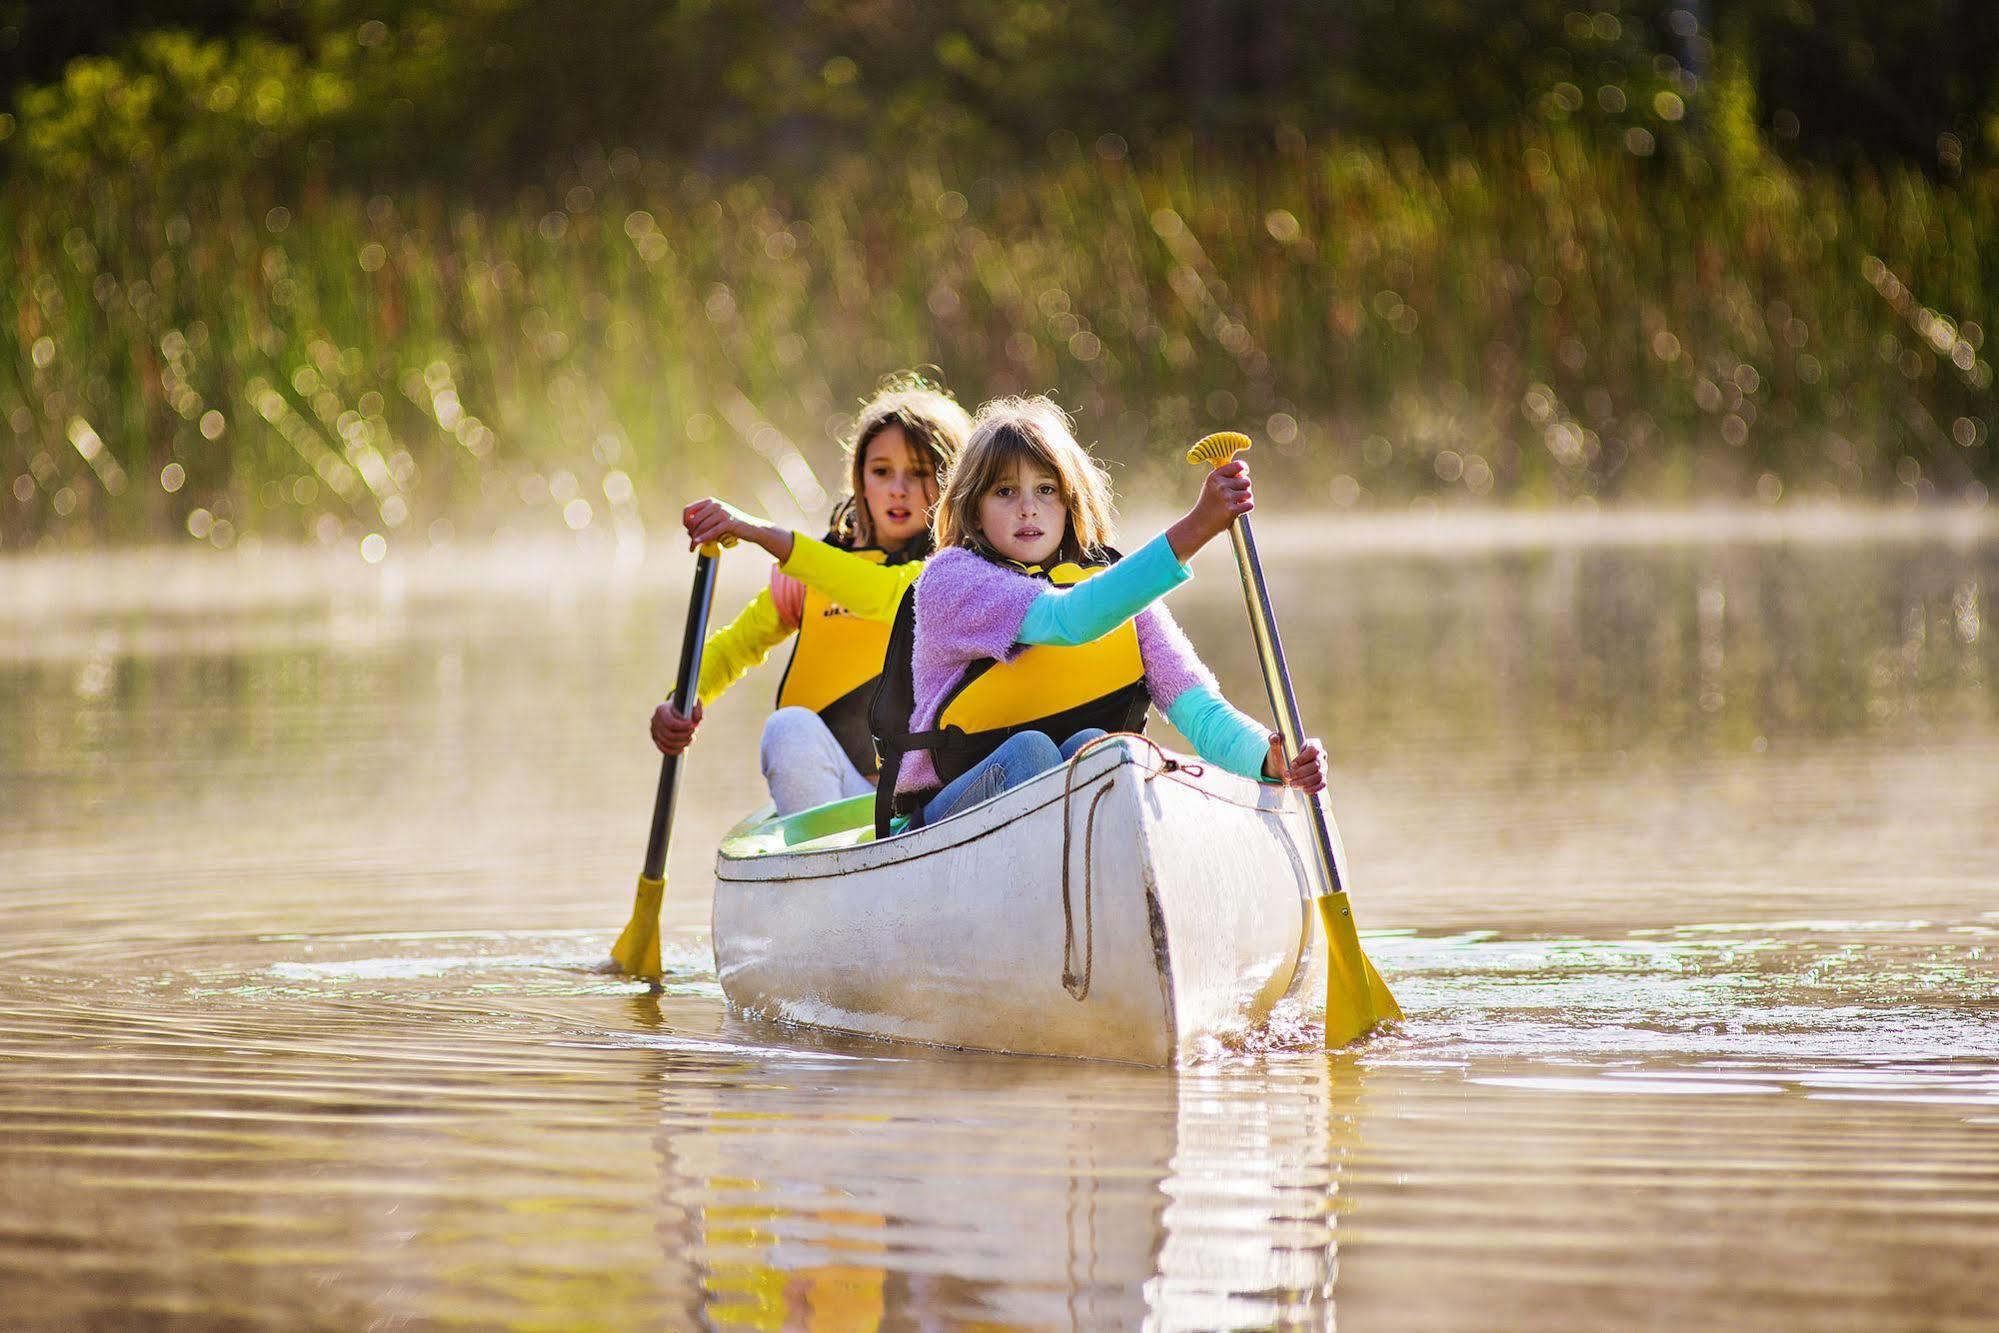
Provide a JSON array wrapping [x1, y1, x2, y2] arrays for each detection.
[[1362, 949, 1400, 1019], [609, 873, 665, 980], [1186, 431, 1252, 468], [1316, 891, 1401, 1047]]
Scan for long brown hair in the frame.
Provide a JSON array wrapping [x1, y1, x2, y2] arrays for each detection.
[[829, 373, 972, 551], [932, 395, 1117, 564]]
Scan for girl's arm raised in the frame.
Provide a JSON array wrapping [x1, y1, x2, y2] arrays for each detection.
[[1017, 536, 1192, 646], [1164, 458, 1253, 562], [780, 534, 926, 622], [684, 497, 796, 563], [684, 502, 923, 623], [1016, 456, 1255, 648]]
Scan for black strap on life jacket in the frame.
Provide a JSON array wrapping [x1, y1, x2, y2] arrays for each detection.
[[813, 679, 881, 779], [868, 549, 1149, 839], [869, 589, 924, 839]]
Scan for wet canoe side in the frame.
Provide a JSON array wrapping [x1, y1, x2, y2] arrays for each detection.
[[712, 737, 1318, 1065]]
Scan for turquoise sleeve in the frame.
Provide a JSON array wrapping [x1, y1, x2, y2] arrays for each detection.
[[1165, 683, 1274, 782], [1017, 534, 1191, 647]]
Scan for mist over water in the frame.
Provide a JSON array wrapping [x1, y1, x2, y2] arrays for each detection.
[[3, 512, 1997, 1329]]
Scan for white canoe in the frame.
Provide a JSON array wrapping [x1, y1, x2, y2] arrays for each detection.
[[712, 735, 1324, 1065]]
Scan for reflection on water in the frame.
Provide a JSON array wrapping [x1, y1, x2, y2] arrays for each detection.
[[2, 513, 1997, 1328]]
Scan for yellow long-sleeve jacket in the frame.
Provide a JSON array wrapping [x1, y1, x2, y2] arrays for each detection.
[[690, 533, 928, 775], [695, 533, 925, 700]]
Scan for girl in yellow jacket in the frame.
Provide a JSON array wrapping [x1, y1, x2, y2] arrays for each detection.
[[650, 378, 972, 814]]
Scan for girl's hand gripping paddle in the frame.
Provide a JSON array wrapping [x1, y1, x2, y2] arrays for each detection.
[[1187, 432, 1401, 1046]]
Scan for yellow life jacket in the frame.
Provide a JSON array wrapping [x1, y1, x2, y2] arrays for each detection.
[[871, 555, 1151, 835], [936, 562, 1146, 733], [773, 546, 907, 776]]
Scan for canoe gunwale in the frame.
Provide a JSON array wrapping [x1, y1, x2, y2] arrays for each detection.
[[717, 740, 1139, 883], [715, 737, 1305, 884]]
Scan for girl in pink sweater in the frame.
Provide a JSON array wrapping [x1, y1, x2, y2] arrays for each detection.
[[877, 396, 1325, 830]]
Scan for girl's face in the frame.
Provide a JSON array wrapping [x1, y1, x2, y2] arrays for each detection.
[[978, 460, 1067, 566], [860, 424, 938, 551]]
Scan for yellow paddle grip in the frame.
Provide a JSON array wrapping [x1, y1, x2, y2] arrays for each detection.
[[1187, 431, 1252, 469]]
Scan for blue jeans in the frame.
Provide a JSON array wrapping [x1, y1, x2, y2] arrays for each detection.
[[921, 728, 1108, 826]]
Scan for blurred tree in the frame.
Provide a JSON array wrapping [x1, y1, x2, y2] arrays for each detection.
[[2, 0, 1994, 186], [13, 28, 351, 184], [0, 0, 264, 92], [1716, 0, 1999, 173]]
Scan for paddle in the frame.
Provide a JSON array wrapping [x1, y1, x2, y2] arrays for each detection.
[[1187, 432, 1401, 1046], [610, 541, 727, 980]]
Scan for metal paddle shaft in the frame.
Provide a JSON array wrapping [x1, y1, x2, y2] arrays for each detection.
[[643, 546, 723, 881], [1224, 516, 1347, 896]]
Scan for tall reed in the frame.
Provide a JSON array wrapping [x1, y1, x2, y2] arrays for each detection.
[[2, 130, 1991, 553]]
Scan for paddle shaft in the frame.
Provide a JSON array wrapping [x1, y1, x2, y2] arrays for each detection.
[[642, 547, 723, 882], [1222, 515, 1348, 900]]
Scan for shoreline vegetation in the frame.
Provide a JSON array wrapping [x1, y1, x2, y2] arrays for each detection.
[[3, 127, 1994, 556]]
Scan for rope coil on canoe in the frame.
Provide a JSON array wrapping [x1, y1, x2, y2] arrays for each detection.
[[1057, 734, 1202, 1002]]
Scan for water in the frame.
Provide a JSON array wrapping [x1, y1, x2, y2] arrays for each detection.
[[3, 512, 1997, 1330]]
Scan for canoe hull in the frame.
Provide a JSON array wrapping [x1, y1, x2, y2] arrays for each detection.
[[712, 739, 1319, 1065]]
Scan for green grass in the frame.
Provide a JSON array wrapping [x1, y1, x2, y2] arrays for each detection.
[[2, 129, 1993, 553]]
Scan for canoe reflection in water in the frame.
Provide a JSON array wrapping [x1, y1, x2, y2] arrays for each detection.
[[644, 1025, 1363, 1330]]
